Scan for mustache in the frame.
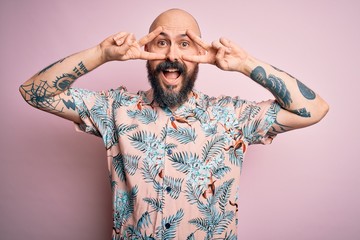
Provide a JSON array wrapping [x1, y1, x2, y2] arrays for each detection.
[[155, 60, 186, 74]]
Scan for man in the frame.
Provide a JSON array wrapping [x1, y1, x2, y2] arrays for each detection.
[[20, 8, 328, 240]]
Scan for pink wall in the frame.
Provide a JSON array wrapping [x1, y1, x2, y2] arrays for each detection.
[[1, 0, 359, 239]]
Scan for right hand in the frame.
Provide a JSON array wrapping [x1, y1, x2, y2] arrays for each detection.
[[100, 26, 166, 62]]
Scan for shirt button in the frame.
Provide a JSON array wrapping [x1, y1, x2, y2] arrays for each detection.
[[167, 149, 172, 155], [166, 186, 172, 193]]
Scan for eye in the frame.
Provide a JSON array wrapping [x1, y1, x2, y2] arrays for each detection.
[[180, 41, 190, 48], [157, 40, 168, 47]]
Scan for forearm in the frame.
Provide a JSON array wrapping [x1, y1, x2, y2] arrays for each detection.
[[243, 56, 329, 122], [19, 45, 104, 102]]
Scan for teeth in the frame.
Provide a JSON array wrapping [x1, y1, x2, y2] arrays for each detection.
[[166, 69, 178, 72]]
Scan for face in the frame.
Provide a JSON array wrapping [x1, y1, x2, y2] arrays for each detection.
[[146, 21, 201, 108]]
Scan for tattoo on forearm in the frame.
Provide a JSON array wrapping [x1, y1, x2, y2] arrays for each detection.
[[270, 118, 294, 134], [290, 108, 311, 118], [20, 81, 64, 113], [271, 65, 316, 100], [62, 99, 76, 110], [37, 58, 66, 75], [73, 61, 89, 77], [296, 80, 316, 100], [53, 73, 76, 91], [250, 66, 292, 108]]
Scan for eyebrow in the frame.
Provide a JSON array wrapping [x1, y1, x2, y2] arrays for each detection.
[[159, 32, 189, 38]]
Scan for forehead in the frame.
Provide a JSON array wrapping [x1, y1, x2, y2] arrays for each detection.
[[157, 29, 189, 39], [150, 10, 201, 36]]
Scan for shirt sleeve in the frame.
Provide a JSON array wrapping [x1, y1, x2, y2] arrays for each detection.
[[68, 88, 119, 149], [235, 98, 281, 145]]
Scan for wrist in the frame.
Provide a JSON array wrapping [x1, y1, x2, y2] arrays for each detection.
[[94, 44, 108, 64], [240, 55, 258, 76]]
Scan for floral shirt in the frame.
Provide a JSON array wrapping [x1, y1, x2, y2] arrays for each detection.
[[69, 86, 280, 240]]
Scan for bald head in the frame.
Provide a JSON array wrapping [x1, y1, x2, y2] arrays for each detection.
[[149, 8, 201, 36]]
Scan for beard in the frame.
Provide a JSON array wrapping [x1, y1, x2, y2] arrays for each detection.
[[146, 60, 198, 109]]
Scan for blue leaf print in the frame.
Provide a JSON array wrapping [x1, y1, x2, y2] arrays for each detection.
[[192, 106, 210, 123], [187, 179, 236, 238], [184, 181, 203, 205], [217, 96, 232, 106], [163, 176, 184, 199], [213, 211, 235, 235], [186, 233, 196, 240], [155, 209, 184, 240], [242, 119, 262, 143], [129, 131, 167, 169], [113, 154, 140, 182], [200, 121, 218, 137], [201, 135, 225, 162], [232, 97, 246, 109], [129, 131, 157, 152], [167, 126, 197, 144], [170, 152, 198, 174], [124, 154, 140, 176], [224, 230, 237, 240], [141, 160, 161, 183], [117, 123, 138, 135], [213, 179, 234, 213], [113, 186, 138, 230], [137, 211, 152, 229], [212, 165, 232, 179], [143, 197, 163, 213], [113, 153, 126, 182], [89, 104, 118, 148], [141, 160, 162, 194], [123, 226, 143, 240], [188, 217, 209, 232], [109, 88, 138, 109], [228, 147, 243, 167], [238, 104, 261, 123], [127, 108, 158, 124]]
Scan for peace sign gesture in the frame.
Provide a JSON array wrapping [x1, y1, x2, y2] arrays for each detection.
[[100, 26, 166, 62], [183, 30, 250, 73]]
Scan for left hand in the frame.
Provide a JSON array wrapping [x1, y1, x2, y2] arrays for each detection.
[[183, 30, 249, 73]]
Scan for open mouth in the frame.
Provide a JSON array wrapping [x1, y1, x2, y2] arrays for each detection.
[[163, 68, 181, 80]]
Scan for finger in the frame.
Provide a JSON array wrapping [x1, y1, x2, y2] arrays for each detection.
[[219, 37, 231, 47], [140, 51, 166, 60], [182, 54, 209, 63], [115, 34, 135, 57], [219, 37, 232, 53], [212, 40, 225, 49], [212, 40, 231, 54], [113, 32, 128, 46], [216, 47, 226, 60], [138, 26, 163, 47], [186, 29, 210, 50]]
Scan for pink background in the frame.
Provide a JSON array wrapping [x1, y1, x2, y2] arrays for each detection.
[[1, 0, 359, 239]]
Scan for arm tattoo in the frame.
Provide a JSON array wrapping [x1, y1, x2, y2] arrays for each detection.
[[271, 65, 316, 100], [73, 61, 89, 77], [37, 58, 66, 75], [296, 80, 316, 100], [290, 107, 311, 118], [22, 61, 88, 112], [62, 99, 76, 110], [250, 66, 292, 108], [20, 81, 64, 113], [269, 118, 294, 134], [53, 73, 76, 91]]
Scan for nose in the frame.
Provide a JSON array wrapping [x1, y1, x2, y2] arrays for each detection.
[[166, 45, 179, 62]]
